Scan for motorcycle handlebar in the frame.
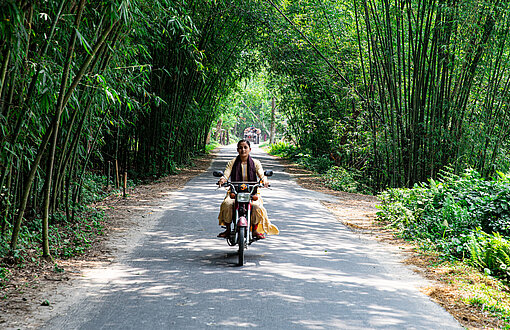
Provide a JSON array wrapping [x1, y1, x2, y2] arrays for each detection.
[[217, 181, 270, 189]]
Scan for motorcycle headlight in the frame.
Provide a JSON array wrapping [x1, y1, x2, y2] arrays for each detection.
[[237, 193, 251, 202]]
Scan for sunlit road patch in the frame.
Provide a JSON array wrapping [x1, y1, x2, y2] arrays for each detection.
[[43, 145, 462, 329]]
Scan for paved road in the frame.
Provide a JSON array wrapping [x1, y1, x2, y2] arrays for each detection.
[[43, 145, 462, 329]]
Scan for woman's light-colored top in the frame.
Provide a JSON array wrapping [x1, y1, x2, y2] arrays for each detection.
[[223, 157, 265, 181], [218, 157, 278, 235]]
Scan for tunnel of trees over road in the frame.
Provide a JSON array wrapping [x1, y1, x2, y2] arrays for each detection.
[[1, 0, 510, 256]]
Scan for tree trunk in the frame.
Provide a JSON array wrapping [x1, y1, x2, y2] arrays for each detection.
[[270, 97, 276, 144]]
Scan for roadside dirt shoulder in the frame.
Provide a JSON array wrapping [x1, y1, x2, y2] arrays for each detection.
[[277, 157, 502, 329], [0, 150, 217, 329]]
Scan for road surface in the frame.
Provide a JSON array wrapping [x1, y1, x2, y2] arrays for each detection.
[[43, 144, 461, 329]]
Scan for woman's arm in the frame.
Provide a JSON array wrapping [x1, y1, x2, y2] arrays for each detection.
[[254, 159, 268, 187], [218, 158, 236, 185], [223, 158, 236, 179]]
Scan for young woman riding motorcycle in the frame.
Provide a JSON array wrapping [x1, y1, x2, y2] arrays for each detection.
[[216, 139, 279, 239]]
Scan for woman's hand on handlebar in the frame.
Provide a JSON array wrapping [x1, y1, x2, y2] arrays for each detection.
[[262, 177, 269, 188], [217, 178, 227, 186]]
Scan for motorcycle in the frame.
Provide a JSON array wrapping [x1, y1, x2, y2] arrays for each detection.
[[213, 170, 273, 266]]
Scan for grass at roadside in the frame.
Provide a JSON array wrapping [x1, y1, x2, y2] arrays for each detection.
[[258, 140, 270, 148], [205, 141, 220, 153], [405, 252, 510, 328]]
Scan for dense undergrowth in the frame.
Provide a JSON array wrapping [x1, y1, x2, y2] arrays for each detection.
[[377, 168, 510, 270], [377, 168, 510, 325], [0, 173, 112, 265], [1, 143, 218, 282], [268, 142, 372, 194]]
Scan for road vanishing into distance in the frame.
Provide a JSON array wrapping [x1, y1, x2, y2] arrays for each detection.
[[43, 145, 462, 329]]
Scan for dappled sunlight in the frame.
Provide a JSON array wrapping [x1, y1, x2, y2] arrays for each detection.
[[81, 265, 148, 286], [258, 291, 305, 303], [251, 260, 421, 294], [216, 318, 258, 327], [203, 288, 230, 294], [291, 318, 351, 329], [44, 145, 461, 329]]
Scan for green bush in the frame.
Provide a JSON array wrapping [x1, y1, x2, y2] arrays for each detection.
[[205, 142, 219, 153], [267, 141, 298, 158], [81, 173, 111, 205], [322, 166, 359, 193], [469, 230, 510, 282], [268, 142, 332, 172], [268, 142, 372, 194], [377, 201, 415, 229], [296, 154, 332, 173], [377, 168, 510, 259]]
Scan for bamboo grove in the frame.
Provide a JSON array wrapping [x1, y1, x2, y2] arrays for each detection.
[[2, 0, 510, 258], [263, 0, 510, 189], [0, 1, 263, 256]]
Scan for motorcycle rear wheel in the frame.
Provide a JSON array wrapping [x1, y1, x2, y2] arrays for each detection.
[[238, 226, 246, 266]]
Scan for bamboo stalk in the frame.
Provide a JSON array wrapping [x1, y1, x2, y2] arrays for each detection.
[[123, 172, 127, 198], [115, 159, 120, 189]]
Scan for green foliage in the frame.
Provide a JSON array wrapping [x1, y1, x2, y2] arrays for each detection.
[[463, 284, 510, 325], [80, 174, 111, 205], [469, 230, 510, 282], [322, 166, 371, 194], [6, 207, 106, 261], [438, 261, 510, 326], [295, 154, 333, 174], [205, 142, 219, 153], [267, 142, 298, 158], [262, 0, 359, 161], [0, 266, 9, 288], [268, 141, 335, 173], [0, 173, 107, 261], [375, 201, 415, 229], [258, 0, 510, 190], [215, 68, 280, 140], [48, 209, 105, 259], [268, 141, 372, 193], [268, 142, 337, 174], [377, 168, 510, 263]]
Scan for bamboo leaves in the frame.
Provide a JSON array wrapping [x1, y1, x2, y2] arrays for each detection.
[[3, 0, 510, 262]]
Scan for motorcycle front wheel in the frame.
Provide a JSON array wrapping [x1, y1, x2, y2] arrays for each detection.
[[238, 226, 246, 266]]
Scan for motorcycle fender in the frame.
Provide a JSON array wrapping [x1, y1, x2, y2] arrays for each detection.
[[237, 216, 248, 227]]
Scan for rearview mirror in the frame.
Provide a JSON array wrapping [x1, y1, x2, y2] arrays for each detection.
[[213, 171, 224, 177], [264, 170, 273, 177]]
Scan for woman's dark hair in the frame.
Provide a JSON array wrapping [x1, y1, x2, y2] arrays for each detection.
[[237, 139, 251, 148]]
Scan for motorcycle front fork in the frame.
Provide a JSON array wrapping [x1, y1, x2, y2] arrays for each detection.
[[234, 208, 252, 244]]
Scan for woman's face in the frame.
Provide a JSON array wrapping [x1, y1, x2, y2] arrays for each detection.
[[237, 142, 251, 157]]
